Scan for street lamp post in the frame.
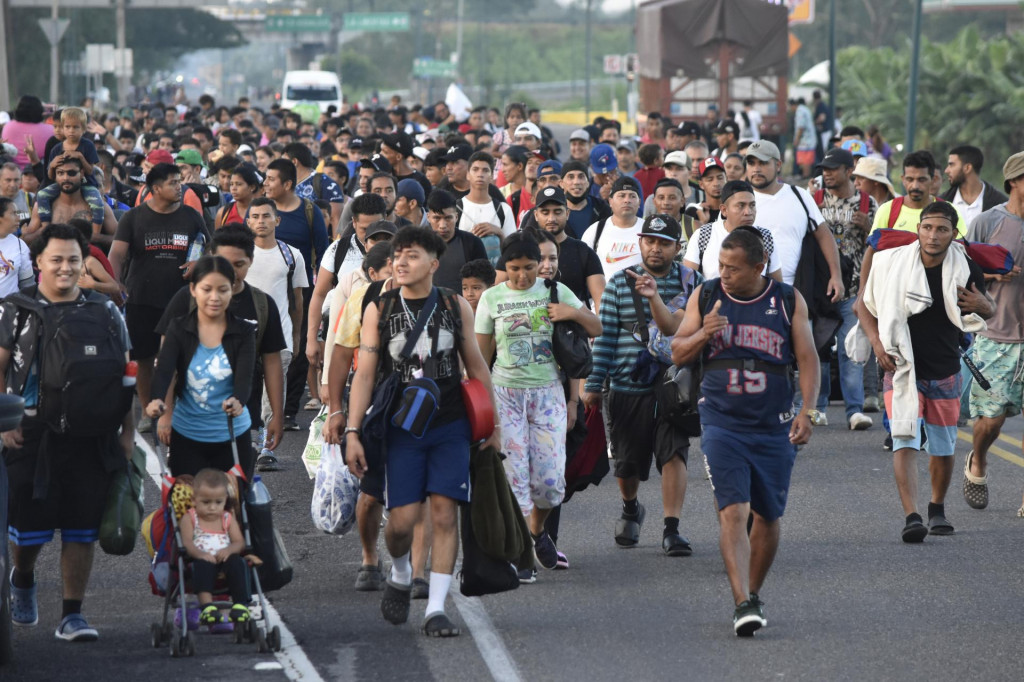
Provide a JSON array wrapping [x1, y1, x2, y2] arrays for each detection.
[[905, 0, 924, 152]]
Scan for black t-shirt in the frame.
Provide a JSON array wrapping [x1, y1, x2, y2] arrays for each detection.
[[435, 231, 488, 292], [496, 236, 603, 306], [156, 282, 287, 356], [113, 203, 209, 307], [908, 259, 986, 380]]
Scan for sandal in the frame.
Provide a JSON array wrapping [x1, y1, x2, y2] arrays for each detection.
[[614, 503, 645, 547], [928, 514, 955, 536], [422, 612, 460, 638], [380, 581, 411, 625], [963, 450, 989, 510]]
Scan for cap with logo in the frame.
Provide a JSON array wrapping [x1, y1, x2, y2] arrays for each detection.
[[744, 139, 782, 163], [610, 175, 642, 198], [841, 139, 868, 158], [535, 186, 567, 207], [698, 156, 725, 177], [716, 120, 739, 137], [123, 164, 145, 183], [537, 160, 562, 178], [349, 137, 364, 150], [815, 148, 855, 172], [360, 154, 394, 175], [670, 121, 702, 138], [590, 144, 618, 174], [640, 213, 682, 242], [514, 122, 542, 140], [663, 151, 690, 168], [441, 143, 473, 164], [720, 180, 755, 204], [382, 131, 414, 158]]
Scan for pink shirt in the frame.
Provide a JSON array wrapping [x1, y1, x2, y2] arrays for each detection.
[[1, 120, 54, 170]]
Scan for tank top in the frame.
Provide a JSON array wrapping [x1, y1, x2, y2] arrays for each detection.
[[698, 278, 796, 431], [188, 508, 232, 554]]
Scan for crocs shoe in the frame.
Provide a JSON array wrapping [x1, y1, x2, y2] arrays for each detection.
[[410, 578, 429, 600], [10, 572, 38, 627], [55, 614, 99, 642], [174, 605, 201, 632], [230, 604, 251, 623], [963, 450, 989, 510], [199, 604, 222, 626]]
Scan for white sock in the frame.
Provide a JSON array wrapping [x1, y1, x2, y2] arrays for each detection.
[[425, 572, 452, 618], [390, 552, 412, 586]]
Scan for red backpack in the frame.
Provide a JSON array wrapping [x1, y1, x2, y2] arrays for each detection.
[[885, 195, 947, 229]]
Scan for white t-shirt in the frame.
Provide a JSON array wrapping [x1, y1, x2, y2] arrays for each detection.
[[458, 196, 516, 237], [580, 216, 645, 278], [952, 187, 986, 230], [752, 184, 824, 285], [682, 219, 781, 280], [246, 242, 309, 353], [0, 233, 33, 297], [321, 235, 365, 283], [740, 109, 763, 141]]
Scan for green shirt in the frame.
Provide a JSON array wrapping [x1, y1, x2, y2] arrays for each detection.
[[475, 278, 583, 388]]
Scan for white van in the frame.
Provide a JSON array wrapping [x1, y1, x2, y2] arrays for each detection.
[[280, 70, 342, 116]]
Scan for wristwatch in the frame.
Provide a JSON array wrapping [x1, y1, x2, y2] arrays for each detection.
[[344, 427, 361, 437]]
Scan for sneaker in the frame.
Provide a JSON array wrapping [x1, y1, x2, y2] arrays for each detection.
[[199, 604, 222, 626], [229, 604, 251, 623], [253, 426, 266, 450], [55, 614, 99, 642], [883, 434, 893, 451], [517, 568, 537, 584], [554, 551, 570, 570], [304, 398, 322, 411], [283, 416, 301, 431], [411, 577, 430, 600], [9, 572, 38, 627], [137, 415, 154, 433], [810, 410, 828, 426], [733, 600, 766, 637], [354, 560, 384, 591], [863, 395, 881, 413], [256, 451, 281, 472], [749, 592, 767, 624], [849, 412, 873, 430], [533, 531, 559, 570]]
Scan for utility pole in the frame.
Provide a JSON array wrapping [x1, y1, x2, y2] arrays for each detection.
[[49, 0, 59, 104], [905, 0, 924, 152], [0, 0, 11, 110], [584, 0, 592, 120], [116, 0, 128, 106], [827, 0, 836, 133], [455, 0, 464, 78]]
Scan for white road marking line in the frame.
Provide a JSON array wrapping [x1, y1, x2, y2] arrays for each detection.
[[452, 593, 524, 682], [136, 433, 325, 682]]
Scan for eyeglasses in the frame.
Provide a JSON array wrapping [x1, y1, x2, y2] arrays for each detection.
[[58, 170, 80, 177]]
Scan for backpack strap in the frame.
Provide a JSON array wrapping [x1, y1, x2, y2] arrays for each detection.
[[623, 268, 649, 343], [789, 184, 815, 235], [696, 223, 715, 272], [592, 216, 609, 251], [887, 196, 904, 229], [276, 241, 296, 314], [312, 173, 323, 200], [303, 198, 317, 266], [858, 191, 871, 215]]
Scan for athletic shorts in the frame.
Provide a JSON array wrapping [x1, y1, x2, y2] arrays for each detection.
[[969, 336, 1024, 419], [701, 424, 796, 523], [6, 421, 115, 546], [883, 372, 960, 456], [360, 460, 385, 501], [796, 150, 816, 167], [383, 417, 471, 510], [607, 390, 688, 481], [125, 303, 165, 360]]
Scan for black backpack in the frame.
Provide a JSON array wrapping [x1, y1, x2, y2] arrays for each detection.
[[10, 288, 128, 436]]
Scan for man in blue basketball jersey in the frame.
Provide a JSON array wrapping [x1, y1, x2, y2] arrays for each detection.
[[673, 227, 819, 637]]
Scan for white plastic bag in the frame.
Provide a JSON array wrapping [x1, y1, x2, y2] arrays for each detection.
[[301, 405, 329, 479], [310, 444, 359, 535]]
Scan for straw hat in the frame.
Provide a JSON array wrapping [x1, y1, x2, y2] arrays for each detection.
[[851, 156, 895, 195]]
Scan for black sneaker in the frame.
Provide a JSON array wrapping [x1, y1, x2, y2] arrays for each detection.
[[733, 600, 766, 637], [517, 568, 537, 584], [283, 416, 300, 432], [749, 592, 768, 626], [883, 434, 893, 451], [533, 531, 559, 570], [256, 452, 280, 472]]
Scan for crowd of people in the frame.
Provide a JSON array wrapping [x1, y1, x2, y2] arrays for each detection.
[[0, 87, 1022, 641]]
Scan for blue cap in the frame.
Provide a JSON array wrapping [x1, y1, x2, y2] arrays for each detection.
[[397, 178, 425, 206], [841, 139, 868, 158], [590, 144, 618, 174], [537, 160, 563, 178]]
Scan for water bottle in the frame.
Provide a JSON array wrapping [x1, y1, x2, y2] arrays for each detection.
[[186, 231, 206, 263], [250, 475, 272, 505], [122, 360, 138, 388]]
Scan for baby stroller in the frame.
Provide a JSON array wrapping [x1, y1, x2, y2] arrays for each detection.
[[144, 417, 284, 657]]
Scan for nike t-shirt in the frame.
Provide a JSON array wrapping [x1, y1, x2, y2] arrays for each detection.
[[580, 216, 644, 278]]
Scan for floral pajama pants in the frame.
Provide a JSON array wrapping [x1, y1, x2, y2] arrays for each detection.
[[495, 382, 567, 515]]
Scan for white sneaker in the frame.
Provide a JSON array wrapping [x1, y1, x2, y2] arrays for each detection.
[[849, 412, 873, 430]]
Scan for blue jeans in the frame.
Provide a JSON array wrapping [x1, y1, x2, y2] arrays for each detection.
[[834, 297, 865, 418]]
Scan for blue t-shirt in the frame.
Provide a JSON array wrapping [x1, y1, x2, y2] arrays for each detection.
[[172, 344, 252, 441], [296, 173, 344, 205]]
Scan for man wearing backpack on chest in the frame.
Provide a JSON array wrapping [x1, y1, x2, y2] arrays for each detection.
[[583, 214, 700, 556], [814, 148, 877, 430], [1, 223, 134, 641]]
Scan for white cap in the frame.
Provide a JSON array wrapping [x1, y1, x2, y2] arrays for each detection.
[[514, 122, 542, 139], [412, 146, 430, 161], [663, 151, 689, 167]]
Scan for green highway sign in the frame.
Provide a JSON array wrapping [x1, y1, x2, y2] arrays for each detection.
[[413, 58, 456, 78], [265, 14, 332, 32], [345, 12, 410, 32]]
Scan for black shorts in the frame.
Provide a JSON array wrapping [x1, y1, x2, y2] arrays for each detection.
[[125, 303, 165, 360], [359, 461, 385, 501], [6, 421, 115, 546], [169, 429, 256, 482], [607, 390, 689, 481]]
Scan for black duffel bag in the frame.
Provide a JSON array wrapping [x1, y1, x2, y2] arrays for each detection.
[[546, 279, 592, 379]]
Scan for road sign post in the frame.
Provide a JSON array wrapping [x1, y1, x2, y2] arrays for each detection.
[[344, 12, 410, 32], [265, 14, 332, 32], [413, 58, 456, 79]]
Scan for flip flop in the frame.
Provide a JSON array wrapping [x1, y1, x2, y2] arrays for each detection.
[[963, 450, 989, 510], [422, 612, 460, 638], [380, 581, 411, 625]]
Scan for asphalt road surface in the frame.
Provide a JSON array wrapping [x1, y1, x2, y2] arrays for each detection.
[[6, 400, 1024, 682]]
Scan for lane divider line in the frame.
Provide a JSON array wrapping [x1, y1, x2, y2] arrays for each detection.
[[452, 592, 524, 682], [957, 430, 1024, 468], [136, 432, 325, 681]]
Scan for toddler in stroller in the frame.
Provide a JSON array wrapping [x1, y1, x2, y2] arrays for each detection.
[[180, 468, 250, 626]]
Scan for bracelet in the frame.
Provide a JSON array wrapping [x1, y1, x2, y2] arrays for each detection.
[[344, 427, 361, 436], [329, 410, 344, 419]]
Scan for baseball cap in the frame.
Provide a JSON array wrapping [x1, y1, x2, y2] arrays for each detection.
[[841, 139, 868, 158], [396, 178, 425, 205], [349, 137, 364, 150], [560, 160, 590, 178], [174, 149, 204, 167], [416, 129, 440, 145], [610, 175, 642, 198], [670, 121, 702, 138], [382, 131, 414, 158], [360, 154, 394, 175], [118, 106, 133, 119], [411, 146, 430, 162], [720, 180, 755, 204], [569, 128, 591, 142], [147, 107, 164, 119], [616, 139, 637, 153], [744, 139, 781, 163], [715, 120, 739, 137], [146, 149, 175, 166], [698, 156, 725, 177], [537, 160, 562, 178], [237, 144, 253, 155], [1003, 151, 1024, 193], [440, 143, 473, 164], [514, 122, 542, 140], [590, 144, 618, 174], [366, 220, 398, 240], [815, 148, 855, 172], [640, 213, 682, 242], [535, 186, 567, 207], [663, 151, 689, 168], [123, 164, 145, 183]]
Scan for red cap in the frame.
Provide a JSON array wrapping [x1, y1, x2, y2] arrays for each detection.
[[698, 156, 725, 177], [146, 149, 175, 165]]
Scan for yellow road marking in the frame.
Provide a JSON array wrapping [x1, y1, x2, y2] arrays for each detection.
[[958, 430, 1024, 467], [998, 432, 1022, 449]]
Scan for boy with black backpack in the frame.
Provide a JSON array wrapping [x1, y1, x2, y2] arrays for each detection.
[[1, 223, 134, 642]]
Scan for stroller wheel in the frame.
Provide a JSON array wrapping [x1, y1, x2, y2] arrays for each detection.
[[185, 632, 196, 657], [161, 621, 174, 642], [247, 619, 258, 643], [233, 624, 244, 644], [268, 625, 282, 652], [256, 628, 269, 653], [150, 623, 163, 648]]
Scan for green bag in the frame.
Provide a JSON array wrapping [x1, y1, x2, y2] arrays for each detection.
[[99, 444, 146, 556]]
